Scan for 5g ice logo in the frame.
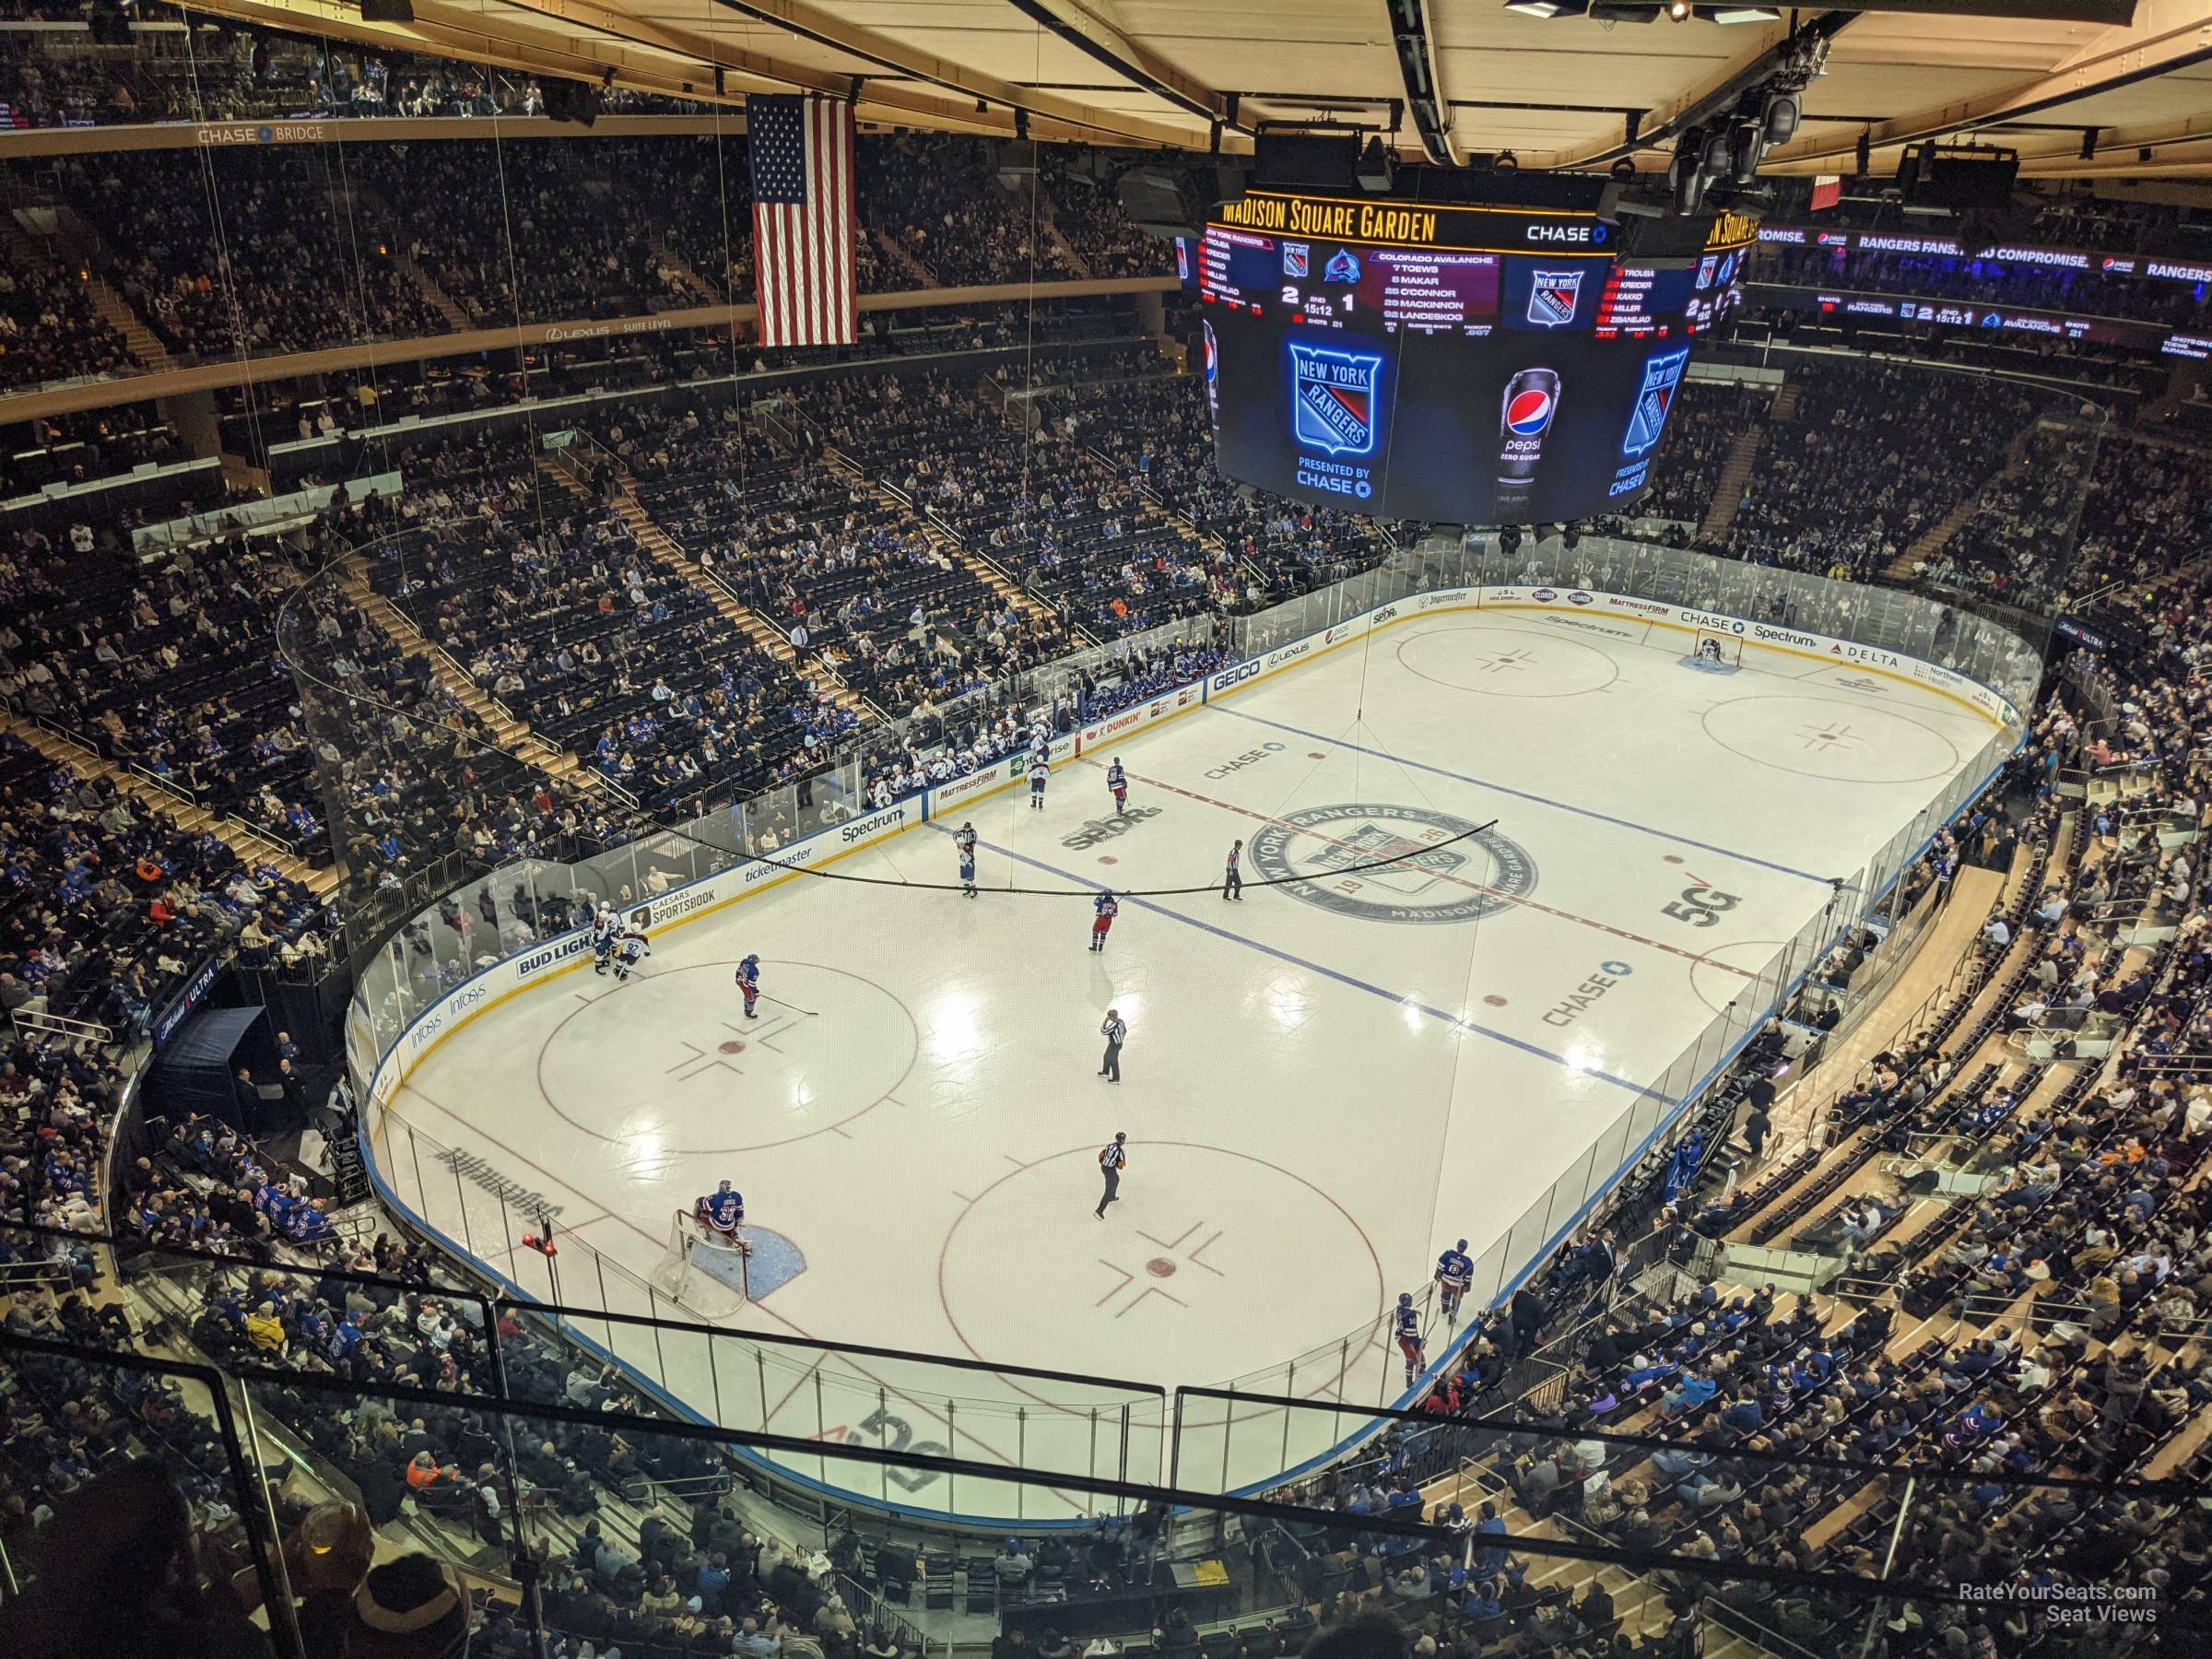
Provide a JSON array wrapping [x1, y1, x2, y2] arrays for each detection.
[[1620, 346, 1689, 459], [1288, 342, 1382, 456]]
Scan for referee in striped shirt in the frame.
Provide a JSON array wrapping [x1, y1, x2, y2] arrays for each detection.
[[1096, 1132, 1126, 1218], [1098, 1007, 1125, 1083]]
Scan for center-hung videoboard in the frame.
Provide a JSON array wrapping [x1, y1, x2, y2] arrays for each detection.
[[1193, 189, 1756, 524]]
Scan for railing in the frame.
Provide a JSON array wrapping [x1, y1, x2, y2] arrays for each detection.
[[8, 1006, 113, 1045]]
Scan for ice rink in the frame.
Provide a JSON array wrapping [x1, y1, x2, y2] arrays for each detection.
[[377, 606, 2010, 1515]]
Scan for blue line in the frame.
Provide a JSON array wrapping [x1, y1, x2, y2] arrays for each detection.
[[1213, 706, 1830, 885], [944, 824, 1664, 1100]]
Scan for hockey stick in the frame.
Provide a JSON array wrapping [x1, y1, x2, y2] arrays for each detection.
[[758, 993, 819, 1018]]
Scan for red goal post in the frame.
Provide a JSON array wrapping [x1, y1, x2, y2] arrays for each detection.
[[653, 1206, 751, 1312]]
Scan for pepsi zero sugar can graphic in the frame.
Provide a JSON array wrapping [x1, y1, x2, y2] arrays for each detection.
[[1497, 367, 1559, 512]]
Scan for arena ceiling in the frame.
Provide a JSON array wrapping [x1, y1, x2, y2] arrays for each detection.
[[181, 0, 2212, 180]]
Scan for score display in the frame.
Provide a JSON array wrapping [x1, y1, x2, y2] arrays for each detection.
[[1197, 191, 1750, 524]]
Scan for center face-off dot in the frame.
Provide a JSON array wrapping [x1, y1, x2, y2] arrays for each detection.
[[536, 962, 918, 1153], [940, 1144, 1382, 1401]]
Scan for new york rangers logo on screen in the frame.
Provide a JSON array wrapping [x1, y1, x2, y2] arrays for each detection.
[[1282, 241, 1310, 278], [1526, 269, 1583, 327], [1620, 346, 1689, 458], [1288, 343, 1382, 456]]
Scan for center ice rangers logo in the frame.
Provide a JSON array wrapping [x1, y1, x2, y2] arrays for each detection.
[[1526, 269, 1583, 327], [1250, 804, 1537, 925], [1288, 343, 1382, 456]]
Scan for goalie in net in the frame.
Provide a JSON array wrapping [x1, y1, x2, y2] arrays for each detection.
[[650, 1182, 750, 1315], [1687, 630, 1744, 673]]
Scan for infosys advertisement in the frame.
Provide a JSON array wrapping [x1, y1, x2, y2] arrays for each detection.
[[1207, 300, 1696, 524]]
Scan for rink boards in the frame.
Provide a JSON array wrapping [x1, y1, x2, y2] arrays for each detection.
[[371, 579, 2020, 1112], [353, 581, 2021, 1523]]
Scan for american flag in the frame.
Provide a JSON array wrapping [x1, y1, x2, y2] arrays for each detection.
[[748, 93, 856, 348]]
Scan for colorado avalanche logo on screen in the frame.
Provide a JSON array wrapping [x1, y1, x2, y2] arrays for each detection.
[[1282, 241, 1310, 278], [1288, 342, 1382, 456], [1503, 381, 1557, 439], [1526, 269, 1583, 328], [1324, 248, 1362, 285], [1620, 346, 1689, 458]]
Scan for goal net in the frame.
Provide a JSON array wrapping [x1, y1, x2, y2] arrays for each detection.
[[1686, 629, 1745, 673], [649, 1208, 751, 1318]]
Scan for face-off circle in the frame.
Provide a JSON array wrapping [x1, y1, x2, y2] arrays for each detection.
[[1250, 804, 1538, 925], [1394, 623, 1620, 699], [535, 962, 917, 1152], [938, 1143, 1383, 1402], [1700, 695, 1962, 784]]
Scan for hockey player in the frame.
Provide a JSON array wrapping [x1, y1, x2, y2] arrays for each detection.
[[695, 1179, 745, 1241], [610, 928, 652, 982], [591, 903, 620, 974], [735, 953, 761, 1018], [1105, 758, 1128, 814], [1393, 1291, 1425, 1387], [1434, 1239, 1475, 1321], [955, 822, 979, 898], [1029, 755, 1050, 809], [1089, 890, 1119, 953]]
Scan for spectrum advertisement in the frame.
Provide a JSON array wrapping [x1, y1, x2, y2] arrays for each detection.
[[1197, 206, 1732, 523]]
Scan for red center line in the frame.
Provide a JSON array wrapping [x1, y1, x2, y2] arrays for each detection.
[[1087, 759, 1758, 981]]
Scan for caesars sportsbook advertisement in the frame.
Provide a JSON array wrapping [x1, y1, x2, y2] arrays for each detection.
[[1194, 191, 1754, 524]]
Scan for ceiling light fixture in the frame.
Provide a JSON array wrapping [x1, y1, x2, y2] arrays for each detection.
[[1501, 1, 1571, 16], [1669, 0, 1693, 19], [1712, 6, 1783, 20]]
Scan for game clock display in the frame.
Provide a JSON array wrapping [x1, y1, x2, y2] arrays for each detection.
[[1197, 205, 1736, 524]]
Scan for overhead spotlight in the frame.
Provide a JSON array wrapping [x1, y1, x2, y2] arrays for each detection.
[[1668, 0, 1692, 18], [1761, 89, 1800, 146], [1356, 135, 1395, 194], [1494, 150, 1520, 172], [1712, 5, 1783, 19], [1609, 156, 1637, 181], [1727, 119, 1765, 185]]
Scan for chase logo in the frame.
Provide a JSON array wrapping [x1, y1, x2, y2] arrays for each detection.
[[1288, 342, 1382, 456], [1503, 382, 1557, 437], [1324, 247, 1362, 284], [1525, 269, 1583, 328], [1282, 241, 1310, 278]]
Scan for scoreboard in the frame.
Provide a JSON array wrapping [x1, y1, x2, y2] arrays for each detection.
[[1196, 189, 1753, 524]]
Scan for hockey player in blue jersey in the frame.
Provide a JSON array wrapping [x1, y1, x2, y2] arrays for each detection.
[[735, 953, 761, 1018], [1435, 1240, 1475, 1321], [610, 928, 652, 982], [1089, 891, 1119, 952], [1029, 757, 1050, 809], [955, 823, 979, 898], [591, 902, 619, 974], [1394, 1291, 1425, 1386], [1106, 759, 1128, 814], [696, 1179, 745, 1241]]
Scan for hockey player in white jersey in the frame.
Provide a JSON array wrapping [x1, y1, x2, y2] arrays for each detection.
[[591, 904, 620, 974], [1028, 756, 1050, 809], [955, 822, 979, 898], [610, 928, 652, 982]]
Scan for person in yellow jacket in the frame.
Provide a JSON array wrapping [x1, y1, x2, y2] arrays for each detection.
[[243, 1301, 287, 1352]]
